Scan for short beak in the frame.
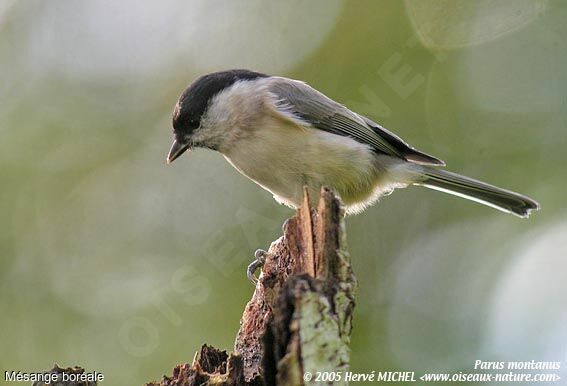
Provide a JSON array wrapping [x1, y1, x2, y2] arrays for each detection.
[[166, 140, 190, 164]]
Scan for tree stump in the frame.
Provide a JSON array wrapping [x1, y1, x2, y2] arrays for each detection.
[[147, 187, 357, 386]]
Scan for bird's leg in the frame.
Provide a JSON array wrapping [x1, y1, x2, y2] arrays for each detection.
[[247, 249, 267, 284]]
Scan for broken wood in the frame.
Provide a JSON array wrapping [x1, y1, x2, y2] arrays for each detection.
[[32, 364, 99, 386], [147, 187, 357, 386]]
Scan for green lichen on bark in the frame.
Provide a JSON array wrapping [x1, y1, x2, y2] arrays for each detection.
[[298, 290, 350, 385], [262, 187, 357, 385], [145, 187, 356, 386]]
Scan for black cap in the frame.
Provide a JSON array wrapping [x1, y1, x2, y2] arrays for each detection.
[[172, 69, 269, 141]]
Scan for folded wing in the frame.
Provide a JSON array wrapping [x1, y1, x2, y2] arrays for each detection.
[[268, 77, 444, 166]]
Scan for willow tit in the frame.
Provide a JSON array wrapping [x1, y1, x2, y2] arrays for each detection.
[[167, 69, 540, 219]]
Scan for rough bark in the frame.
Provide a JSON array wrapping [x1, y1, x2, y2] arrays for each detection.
[[32, 365, 99, 386], [146, 187, 356, 386]]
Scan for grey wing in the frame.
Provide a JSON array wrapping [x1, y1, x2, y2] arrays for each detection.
[[268, 77, 445, 166]]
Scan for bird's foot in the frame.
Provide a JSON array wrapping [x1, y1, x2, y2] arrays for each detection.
[[247, 249, 267, 284]]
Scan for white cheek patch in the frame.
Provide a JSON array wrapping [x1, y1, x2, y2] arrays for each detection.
[[194, 79, 270, 148]]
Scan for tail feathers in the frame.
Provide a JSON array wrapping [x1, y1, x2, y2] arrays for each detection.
[[417, 168, 540, 218]]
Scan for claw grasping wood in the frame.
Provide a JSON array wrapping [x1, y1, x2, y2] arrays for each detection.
[[146, 187, 357, 386]]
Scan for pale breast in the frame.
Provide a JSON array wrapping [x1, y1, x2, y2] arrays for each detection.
[[224, 117, 388, 210], [208, 77, 406, 213]]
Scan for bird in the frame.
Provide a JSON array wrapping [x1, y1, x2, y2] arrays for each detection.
[[166, 69, 540, 280]]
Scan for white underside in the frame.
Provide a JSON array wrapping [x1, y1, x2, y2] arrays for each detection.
[[223, 125, 415, 215], [196, 77, 419, 215]]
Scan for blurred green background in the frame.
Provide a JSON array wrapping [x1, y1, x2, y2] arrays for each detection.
[[1, 1, 566, 385]]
